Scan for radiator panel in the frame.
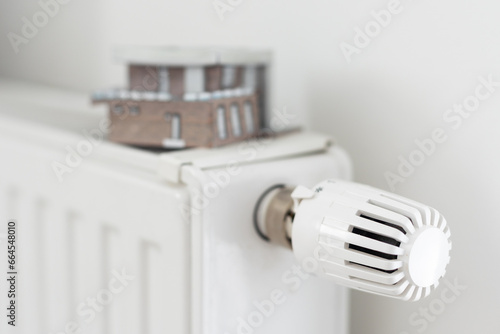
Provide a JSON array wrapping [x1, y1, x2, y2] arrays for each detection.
[[0, 119, 191, 334]]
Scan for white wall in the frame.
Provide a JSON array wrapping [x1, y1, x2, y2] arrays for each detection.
[[1, 0, 499, 333]]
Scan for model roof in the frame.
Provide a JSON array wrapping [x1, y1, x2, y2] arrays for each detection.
[[114, 46, 272, 66]]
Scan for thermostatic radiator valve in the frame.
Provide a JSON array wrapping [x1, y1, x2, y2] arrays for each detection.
[[254, 179, 451, 302]]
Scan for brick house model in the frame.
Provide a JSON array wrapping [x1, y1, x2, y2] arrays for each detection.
[[92, 46, 270, 148]]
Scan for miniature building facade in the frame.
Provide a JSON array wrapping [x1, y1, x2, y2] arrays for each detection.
[[93, 47, 270, 148]]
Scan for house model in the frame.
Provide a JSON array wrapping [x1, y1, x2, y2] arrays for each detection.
[[92, 46, 271, 149]]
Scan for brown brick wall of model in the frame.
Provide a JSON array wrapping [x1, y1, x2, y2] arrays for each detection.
[[105, 95, 259, 148]]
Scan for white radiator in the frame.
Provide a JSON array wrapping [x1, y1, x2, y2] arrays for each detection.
[[0, 80, 351, 334]]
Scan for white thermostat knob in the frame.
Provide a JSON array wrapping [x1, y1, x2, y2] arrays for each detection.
[[255, 180, 451, 302]]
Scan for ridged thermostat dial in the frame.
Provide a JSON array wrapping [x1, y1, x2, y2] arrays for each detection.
[[255, 180, 451, 302]]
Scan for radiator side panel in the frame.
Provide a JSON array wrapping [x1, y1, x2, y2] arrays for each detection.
[[186, 146, 351, 334]]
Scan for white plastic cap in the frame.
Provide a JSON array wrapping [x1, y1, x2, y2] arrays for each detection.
[[291, 180, 451, 302]]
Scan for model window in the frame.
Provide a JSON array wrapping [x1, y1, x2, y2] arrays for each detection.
[[171, 114, 181, 139], [184, 67, 204, 93], [158, 66, 169, 92], [113, 104, 124, 115], [217, 106, 227, 139], [230, 104, 242, 137], [244, 101, 254, 134], [243, 66, 257, 89], [222, 66, 236, 89], [129, 105, 140, 115]]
